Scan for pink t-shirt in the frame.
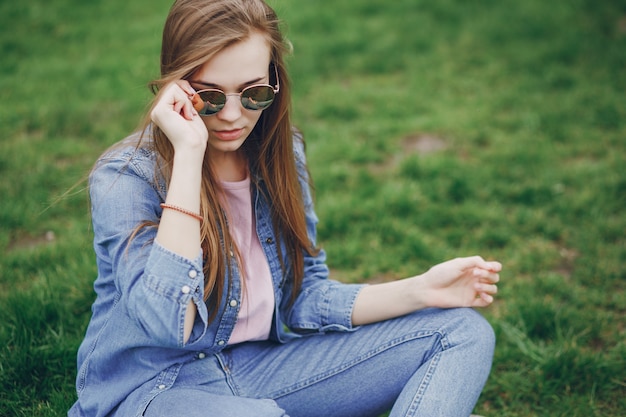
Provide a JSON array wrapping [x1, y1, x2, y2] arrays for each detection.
[[221, 176, 275, 345]]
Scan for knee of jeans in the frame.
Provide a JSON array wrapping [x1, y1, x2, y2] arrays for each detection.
[[448, 308, 496, 353], [474, 312, 496, 352]]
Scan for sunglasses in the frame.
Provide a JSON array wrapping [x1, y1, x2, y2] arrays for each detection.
[[189, 65, 280, 116]]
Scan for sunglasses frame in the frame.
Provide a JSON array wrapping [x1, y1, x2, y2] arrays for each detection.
[[189, 64, 280, 116]]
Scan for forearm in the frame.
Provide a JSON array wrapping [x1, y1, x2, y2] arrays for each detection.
[[156, 151, 203, 259], [155, 151, 204, 342], [351, 277, 428, 326]]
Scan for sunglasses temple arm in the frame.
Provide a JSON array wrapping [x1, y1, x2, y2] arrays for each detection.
[[273, 64, 280, 93]]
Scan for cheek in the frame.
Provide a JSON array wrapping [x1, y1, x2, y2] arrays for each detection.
[[245, 110, 264, 130], [200, 116, 214, 130], [249, 110, 264, 124]]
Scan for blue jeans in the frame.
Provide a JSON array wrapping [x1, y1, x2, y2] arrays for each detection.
[[143, 308, 494, 417]]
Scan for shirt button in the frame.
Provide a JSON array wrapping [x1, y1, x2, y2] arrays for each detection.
[[217, 340, 225, 346], [198, 352, 206, 359], [229, 299, 238, 307], [230, 250, 234, 257], [181, 285, 191, 294], [265, 237, 274, 244], [158, 384, 166, 390], [188, 270, 198, 279]]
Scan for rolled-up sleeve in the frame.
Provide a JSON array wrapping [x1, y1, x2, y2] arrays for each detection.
[[287, 248, 366, 333], [89, 151, 208, 347], [134, 241, 208, 345]]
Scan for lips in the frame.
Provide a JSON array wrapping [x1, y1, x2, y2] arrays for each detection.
[[212, 128, 244, 141]]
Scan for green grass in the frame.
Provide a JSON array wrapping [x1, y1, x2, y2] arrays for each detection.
[[1, 0, 625, 415]]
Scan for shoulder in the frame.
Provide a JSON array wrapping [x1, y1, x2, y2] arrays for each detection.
[[95, 131, 155, 169]]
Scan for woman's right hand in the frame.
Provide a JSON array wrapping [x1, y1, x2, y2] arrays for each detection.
[[150, 81, 208, 156]]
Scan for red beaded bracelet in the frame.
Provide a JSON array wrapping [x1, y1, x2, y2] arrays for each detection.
[[160, 203, 203, 223]]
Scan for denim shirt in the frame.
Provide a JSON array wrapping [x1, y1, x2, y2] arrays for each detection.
[[69, 131, 365, 417]]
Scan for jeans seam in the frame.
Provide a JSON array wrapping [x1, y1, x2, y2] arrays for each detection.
[[215, 352, 243, 396], [405, 350, 441, 416], [268, 330, 440, 399], [405, 332, 449, 416]]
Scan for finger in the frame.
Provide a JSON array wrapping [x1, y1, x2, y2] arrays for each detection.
[[453, 256, 487, 272], [172, 97, 186, 116], [486, 261, 502, 272], [174, 83, 199, 119], [473, 268, 500, 284], [487, 272, 500, 284], [462, 257, 502, 274], [171, 92, 196, 119], [474, 259, 502, 273], [182, 97, 199, 120], [164, 82, 194, 116], [175, 79, 196, 97], [175, 83, 200, 120], [477, 292, 494, 305], [474, 282, 498, 294], [471, 293, 492, 308]]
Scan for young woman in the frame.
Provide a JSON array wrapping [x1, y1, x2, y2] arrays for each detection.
[[69, 1, 501, 416]]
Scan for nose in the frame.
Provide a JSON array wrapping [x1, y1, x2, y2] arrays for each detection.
[[216, 94, 242, 122]]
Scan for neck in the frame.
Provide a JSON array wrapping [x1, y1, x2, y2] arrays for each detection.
[[209, 150, 247, 182]]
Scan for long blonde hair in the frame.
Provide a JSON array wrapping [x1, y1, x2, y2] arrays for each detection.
[[138, 0, 316, 320]]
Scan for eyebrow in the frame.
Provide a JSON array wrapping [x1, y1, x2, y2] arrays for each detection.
[[189, 76, 266, 91]]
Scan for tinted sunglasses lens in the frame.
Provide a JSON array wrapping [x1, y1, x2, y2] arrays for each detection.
[[241, 86, 275, 110], [197, 90, 226, 115]]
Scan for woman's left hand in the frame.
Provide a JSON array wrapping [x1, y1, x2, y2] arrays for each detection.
[[420, 256, 501, 308]]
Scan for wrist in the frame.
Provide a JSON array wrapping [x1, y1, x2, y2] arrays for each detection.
[[173, 146, 206, 166], [166, 152, 203, 210], [406, 275, 432, 310]]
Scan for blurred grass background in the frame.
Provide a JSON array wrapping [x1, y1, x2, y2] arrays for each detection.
[[1, 0, 625, 416]]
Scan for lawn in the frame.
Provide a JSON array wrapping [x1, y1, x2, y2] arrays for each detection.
[[1, 0, 625, 416]]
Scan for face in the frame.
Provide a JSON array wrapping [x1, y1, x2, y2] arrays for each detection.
[[190, 32, 272, 165]]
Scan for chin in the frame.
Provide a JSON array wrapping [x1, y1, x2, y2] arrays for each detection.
[[209, 138, 246, 154]]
